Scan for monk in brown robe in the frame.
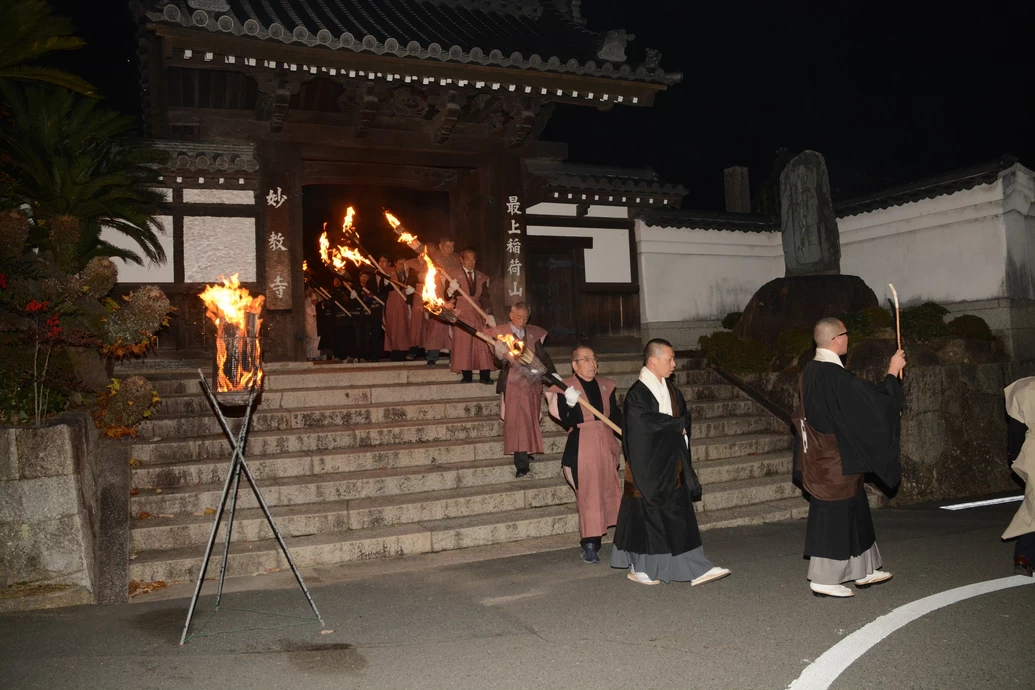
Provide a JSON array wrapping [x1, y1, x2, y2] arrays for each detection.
[[547, 346, 623, 564], [447, 248, 496, 384], [412, 236, 461, 367], [403, 257, 424, 360], [486, 302, 555, 477], [383, 256, 416, 361]]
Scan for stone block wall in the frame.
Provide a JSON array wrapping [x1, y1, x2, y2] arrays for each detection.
[[740, 361, 1035, 505], [0, 413, 132, 610], [0, 415, 95, 608]]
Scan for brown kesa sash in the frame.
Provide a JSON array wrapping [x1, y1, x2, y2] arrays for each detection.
[[792, 375, 864, 501]]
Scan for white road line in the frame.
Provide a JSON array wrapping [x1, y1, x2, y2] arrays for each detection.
[[787, 575, 1035, 690], [940, 495, 1023, 511]]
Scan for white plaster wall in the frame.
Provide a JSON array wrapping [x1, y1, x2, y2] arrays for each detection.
[[183, 216, 256, 282], [526, 224, 631, 283], [101, 215, 175, 283], [837, 182, 1009, 307], [635, 223, 783, 322], [182, 189, 256, 205]]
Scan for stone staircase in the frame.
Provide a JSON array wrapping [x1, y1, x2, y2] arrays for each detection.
[[121, 356, 803, 584]]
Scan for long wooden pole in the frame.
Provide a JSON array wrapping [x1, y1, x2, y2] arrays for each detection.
[[547, 373, 622, 436], [889, 283, 902, 379], [391, 220, 492, 325]]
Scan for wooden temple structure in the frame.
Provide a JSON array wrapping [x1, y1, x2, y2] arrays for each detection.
[[133, 0, 684, 359]]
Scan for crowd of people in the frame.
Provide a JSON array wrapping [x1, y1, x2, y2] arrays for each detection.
[[303, 233, 1034, 591]]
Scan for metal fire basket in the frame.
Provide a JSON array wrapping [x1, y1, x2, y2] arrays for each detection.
[[179, 370, 324, 645]]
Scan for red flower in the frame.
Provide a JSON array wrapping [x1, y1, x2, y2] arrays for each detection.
[[46, 314, 62, 338]]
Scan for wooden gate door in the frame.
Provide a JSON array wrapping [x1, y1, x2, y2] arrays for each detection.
[[526, 241, 583, 347]]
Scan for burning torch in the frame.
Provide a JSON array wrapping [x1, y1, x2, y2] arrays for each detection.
[[383, 210, 493, 326], [495, 333, 622, 436]]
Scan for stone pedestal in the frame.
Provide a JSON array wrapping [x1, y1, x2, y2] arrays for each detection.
[[733, 274, 878, 346]]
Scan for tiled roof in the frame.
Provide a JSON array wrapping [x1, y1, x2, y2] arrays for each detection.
[[141, 0, 680, 85], [637, 209, 779, 233], [835, 155, 1017, 217], [526, 161, 686, 196]]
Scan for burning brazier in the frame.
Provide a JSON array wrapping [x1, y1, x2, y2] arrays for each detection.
[[198, 274, 264, 406]]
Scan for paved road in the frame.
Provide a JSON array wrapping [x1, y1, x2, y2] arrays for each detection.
[[2, 501, 1032, 690]]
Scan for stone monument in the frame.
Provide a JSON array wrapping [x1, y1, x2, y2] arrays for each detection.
[[734, 150, 877, 346], [780, 151, 841, 275]]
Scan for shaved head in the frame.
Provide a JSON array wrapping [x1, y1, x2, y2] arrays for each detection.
[[813, 318, 844, 347], [644, 338, 673, 366]]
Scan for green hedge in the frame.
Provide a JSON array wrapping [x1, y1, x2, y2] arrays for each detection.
[[947, 314, 994, 341], [901, 302, 949, 343], [775, 327, 813, 357], [700, 331, 772, 374], [721, 311, 743, 330]]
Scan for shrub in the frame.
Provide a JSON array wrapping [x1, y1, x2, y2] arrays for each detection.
[[775, 327, 814, 357], [700, 331, 773, 375], [101, 285, 173, 358], [901, 302, 949, 344], [839, 306, 895, 339], [92, 376, 160, 439], [859, 306, 894, 332], [947, 314, 994, 341], [721, 311, 742, 330]]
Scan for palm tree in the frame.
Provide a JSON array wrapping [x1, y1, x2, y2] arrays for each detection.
[[0, 0, 96, 96], [0, 83, 167, 269]]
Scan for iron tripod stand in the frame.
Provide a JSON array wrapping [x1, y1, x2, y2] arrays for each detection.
[[179, 371, 324, 645]]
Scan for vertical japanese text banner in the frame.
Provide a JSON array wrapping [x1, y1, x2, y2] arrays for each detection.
[[503, 193, 525, 306], [263, 179, 292, 310]]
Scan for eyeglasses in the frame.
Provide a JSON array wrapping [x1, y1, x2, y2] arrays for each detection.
[[834, 331, 849, 339], [574, 357, 597, 363]]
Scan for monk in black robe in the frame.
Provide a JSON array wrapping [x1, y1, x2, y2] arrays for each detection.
[[611, 339, 731, 586], [794, 317, 906, 598]]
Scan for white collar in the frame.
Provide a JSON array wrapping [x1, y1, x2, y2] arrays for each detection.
[[814, 348, 845, 368], [638, 366, 673, 416]]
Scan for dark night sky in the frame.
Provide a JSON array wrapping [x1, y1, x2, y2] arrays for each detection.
[[48, 0, 1035, 210]]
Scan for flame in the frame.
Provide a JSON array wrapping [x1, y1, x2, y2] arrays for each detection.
[[384, 211, 401, 229], [318, 230, 372, 274], [338, 245, 372, 268], [495, 333, 525, 358], [198, 274, 264, 392], [397, 231, 416, 244], [343, 206, 356, 230], [420, 253, 446, 315], [302, 259, 308, 272], [319, 228, 330, 265]]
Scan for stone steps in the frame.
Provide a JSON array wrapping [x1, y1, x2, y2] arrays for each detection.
[[131, 450, 794, 524], [138, 393, 759, 440], [122, 355, 808, 587], [130, 425, 788, 490], [131, 409, 775, 465], [128, 485, 805, 584], [146, 367, 723, 398]]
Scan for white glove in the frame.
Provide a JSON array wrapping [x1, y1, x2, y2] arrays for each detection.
[[447, 279, 460, 296], [350, 290, 358, 299], [485, 315, 496, 328], [493, 340, 510, 359], [564, 386, 580, 407], [405, 286, 415, 295]]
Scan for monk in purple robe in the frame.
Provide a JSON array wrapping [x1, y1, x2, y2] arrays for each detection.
[[486, 302, 555, 477], [547, 346, 623, 564], [447, 248, 496, 384]]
